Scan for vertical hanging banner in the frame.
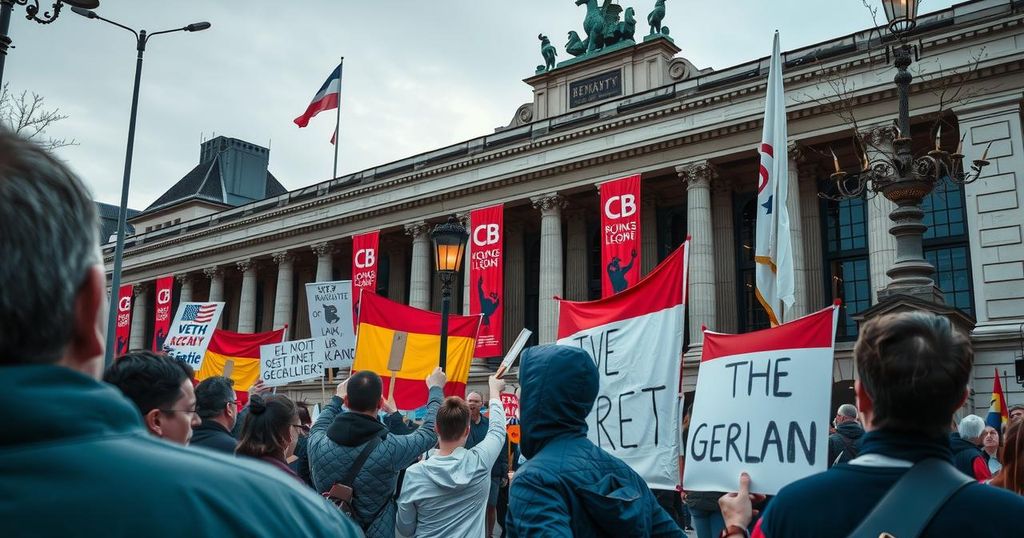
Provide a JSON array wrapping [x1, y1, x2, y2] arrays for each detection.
[[151, 275, 174, 352], [162, 302, 226, 369], [351, 230, 380, 324], [556, 242, 688, 490], [469, 204, 504, 357], [683, 304, 839, 495], [600, 174, 642, 297], [114, 284, 133, 357], [305, 280, 356, 369]]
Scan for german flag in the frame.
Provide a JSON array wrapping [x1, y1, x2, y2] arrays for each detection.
[[354, 291, 479, 410], [196, 328, 286, 405]]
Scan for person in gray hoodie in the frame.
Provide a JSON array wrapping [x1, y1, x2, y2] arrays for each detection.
[[396, 374, 507, 537]]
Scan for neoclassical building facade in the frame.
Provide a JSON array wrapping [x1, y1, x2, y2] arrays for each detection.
[[108, 0, 1024, 413]]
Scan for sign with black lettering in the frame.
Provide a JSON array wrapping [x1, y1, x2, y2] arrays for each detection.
[[556, 242, 689, 490], [259, 338, 325, 387], [569, 69, 623, 108], [305, 280, 356, 369], [683, 305, 839, 495]]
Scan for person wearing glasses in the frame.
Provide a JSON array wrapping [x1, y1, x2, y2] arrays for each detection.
[[103, 350, 200, 445], [236, 393, 306, 485], [191, 376, 241, 454]]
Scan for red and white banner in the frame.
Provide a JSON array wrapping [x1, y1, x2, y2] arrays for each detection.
[[152, 275, 174, 352], [683, 304, 839, 495], [500, 392, 519, 424], [469, 204, 504, 357], [351, 231, 379, 324], [114, 284, 133, 357], [557, 241, 688, 490], [600, 174, 642, 297]]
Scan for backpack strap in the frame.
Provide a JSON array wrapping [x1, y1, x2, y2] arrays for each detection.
[[847, 458, 972, 538], [341, 435, 383, 488]]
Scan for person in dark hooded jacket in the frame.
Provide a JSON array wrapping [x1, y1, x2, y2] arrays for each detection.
[[506, 345, 683, 537], [827, 403, 864, 466]]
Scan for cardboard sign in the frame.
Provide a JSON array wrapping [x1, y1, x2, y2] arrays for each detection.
[[259, 337, 325, 387], [495, 328, 531, 378], [162, 302, 225, 368], [305, 280, 356, 369], [683, 305, 838, 495]]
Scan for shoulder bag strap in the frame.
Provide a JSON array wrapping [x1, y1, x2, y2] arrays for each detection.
[[847, 458, 973, 538], [341, 435, 383, 487]]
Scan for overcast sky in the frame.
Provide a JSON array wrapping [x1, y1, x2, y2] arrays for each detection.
[[4, 0, 958, 209]]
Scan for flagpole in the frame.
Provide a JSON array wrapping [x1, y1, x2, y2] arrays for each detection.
[[333, 56, 344, 179]]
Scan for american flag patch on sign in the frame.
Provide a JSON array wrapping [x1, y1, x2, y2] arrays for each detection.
[[182, 304, 217, 323]]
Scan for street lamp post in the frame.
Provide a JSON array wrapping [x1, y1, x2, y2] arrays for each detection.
[[821, 0, 989, 305], [0, 0, 100, 89], [71, 6, 211, 367], [431, 216, 469, 372]]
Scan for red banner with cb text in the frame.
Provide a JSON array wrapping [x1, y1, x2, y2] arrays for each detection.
[[600, 174, 642, 297], [152, 275, 174, 351], [114, 284, 133, 357], [351, 230, 380, 323], [469, 204, 503, 358]]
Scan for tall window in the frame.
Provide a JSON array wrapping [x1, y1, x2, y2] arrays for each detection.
[[735, 194, 770, 332], [821, 191, 870, 340], [922, 180, 974, 316]]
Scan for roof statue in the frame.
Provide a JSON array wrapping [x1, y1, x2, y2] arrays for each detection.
[[647, 0, 666, 37], [540, 1, 665, 71], [538, 34, 558, 73]]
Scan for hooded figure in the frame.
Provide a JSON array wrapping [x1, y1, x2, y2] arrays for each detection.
[[506, 345, 683, 537]]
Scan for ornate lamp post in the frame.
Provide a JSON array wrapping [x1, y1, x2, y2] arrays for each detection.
[[431, 216, 468, 371], [0, 0, 100, 88], [71, 6, 211, 367], [821, 0, 989, 305]]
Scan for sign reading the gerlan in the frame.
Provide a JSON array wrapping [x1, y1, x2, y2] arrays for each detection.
[[569, 69, 623, 108]]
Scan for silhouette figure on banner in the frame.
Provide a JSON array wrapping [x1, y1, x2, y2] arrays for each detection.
[[154, 328, 167, 352], [478, 276, 500, 327], [607, 249, 638, 294], [116, 335, 128, 356], [323, 304, 340, 325]]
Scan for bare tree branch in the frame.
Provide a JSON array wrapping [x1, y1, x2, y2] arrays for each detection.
[[0, 83, 78, 150]]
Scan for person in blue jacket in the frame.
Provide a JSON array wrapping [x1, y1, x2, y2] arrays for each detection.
[[506, 344, 683, 537]]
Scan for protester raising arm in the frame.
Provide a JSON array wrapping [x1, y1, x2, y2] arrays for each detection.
[[386, 367, 447, 472], [472, 376, 508, 467]]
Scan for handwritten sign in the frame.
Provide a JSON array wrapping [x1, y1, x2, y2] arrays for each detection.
[[259, 338, 325, 387], [305, 280, 356, 369], [162, 302, 225, 369]]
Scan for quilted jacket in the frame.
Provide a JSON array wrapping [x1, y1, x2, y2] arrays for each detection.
[[308, 387, 442, 538], [506, 345, 683, 538]]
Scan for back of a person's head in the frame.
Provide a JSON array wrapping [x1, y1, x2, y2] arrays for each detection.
[[837, 404, 858, 419], [295, 401, 312, 427], [103, 351, 194, 416], [347, 371, 382, 413], [957, 415, 985, 441], [997, 419, 1023, 494], [195, 376, 235, 419], [237, 394, 297, 459], [437, 396, 470, 442], [0, 129, 100, 366], [854, 311, 972, 436]]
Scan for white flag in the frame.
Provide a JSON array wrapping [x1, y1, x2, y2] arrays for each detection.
[[755, 31, 795, 326]]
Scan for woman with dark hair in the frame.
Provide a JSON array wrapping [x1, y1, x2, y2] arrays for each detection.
[[991, 419, 1023, 495], [236, 394, 304, 484]]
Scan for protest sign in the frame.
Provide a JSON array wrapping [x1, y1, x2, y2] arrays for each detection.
[[151, 275, 174, 351], [683, 304, 839, 495], [259, 337, 325, 387], [305, 280, 356, 369], [469, 204, 504, 357], [600, 174, 641, 297], [113, 284, 133, 357], [556, 242, 688, 490], [495, 328, 531, 378], [501, 392, 521, 444], [163, 302, 225, 369]]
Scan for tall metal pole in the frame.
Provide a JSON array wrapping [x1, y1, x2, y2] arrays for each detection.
[[332, 56, 343, 178], [893, 43, 913, 138], [0, 0, 14, 89], [438, 274, 452, 372], [104, 31, 146, 367]]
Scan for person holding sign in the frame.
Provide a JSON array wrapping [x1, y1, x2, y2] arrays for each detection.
[[718, 312, 1024, 538]]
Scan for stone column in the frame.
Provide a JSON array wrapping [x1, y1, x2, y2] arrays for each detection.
[[387, 241, 408, 303], [405, 222, 432, 309], [311, 242, 334, 282], [799, 163, 826, 311], [786, 143, 810, 320], [176, 274, 193, 304], [503, 221, 526, 353], [677, 162, 717, 347], [532, 193, 566, 344], [129, 283, 148, 350], [237, 259, 257, 333], [641, 195, 658, 276], [711, 181, 737, 333], [564, 208, 588, 301], [272, 251, 294, 335], [204, 266, 224, 302], [863, 125, 900, 303]]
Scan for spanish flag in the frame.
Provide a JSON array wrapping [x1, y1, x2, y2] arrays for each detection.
[[354, 291, 480, 410], [986, 368, 1009, 431], [196, 328, 286, 405]]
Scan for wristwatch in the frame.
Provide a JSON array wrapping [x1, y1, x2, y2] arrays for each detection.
[[718, 525, 750, 538]]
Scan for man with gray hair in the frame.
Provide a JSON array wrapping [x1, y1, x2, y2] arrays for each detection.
[[190, 376, 240, 454], [951, 414, 991, 481], [0, 129, 361, 536], [827, 403, 864, 466]]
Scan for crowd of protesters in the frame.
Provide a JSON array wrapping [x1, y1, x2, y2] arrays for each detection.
[[4, 124, 1024, 538]]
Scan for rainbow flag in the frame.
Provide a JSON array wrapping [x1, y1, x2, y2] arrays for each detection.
[[197, 328, 286, 405], [353, 291, 479, 410], [987, 368, 1009, 431]]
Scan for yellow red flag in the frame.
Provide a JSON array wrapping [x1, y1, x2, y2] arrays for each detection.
[[197, 328, 286, 402]]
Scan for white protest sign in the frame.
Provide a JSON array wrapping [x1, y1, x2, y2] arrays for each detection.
[[162, 302, 225, 369], [259, 338, 325, 387], [305, 280, 356, 369], [495, 328, 531, 378], [683, 305, 838, 495], [555, 244, 688, 490]]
